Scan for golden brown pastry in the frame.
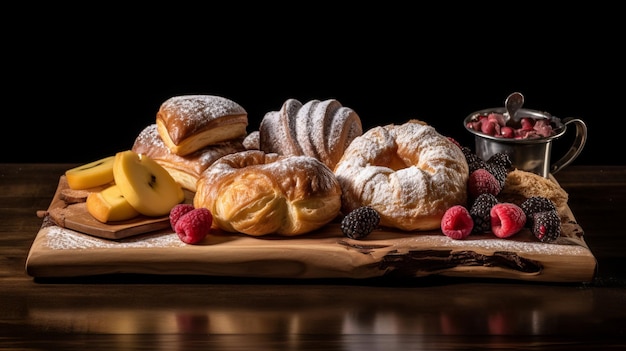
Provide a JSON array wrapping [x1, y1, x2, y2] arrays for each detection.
[[258, 98, 362, 170], [498, 169, 569, 216], [194, 150, 342, 236], [132, 124, 245, 192], [156, 95, 248, 156], [333, 120, 469, 231]]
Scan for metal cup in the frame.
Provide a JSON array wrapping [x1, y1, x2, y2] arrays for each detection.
[[464, 107, 587, 178]]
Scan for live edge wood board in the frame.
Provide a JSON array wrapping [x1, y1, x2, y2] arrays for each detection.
[[25, 176, 597, 282]]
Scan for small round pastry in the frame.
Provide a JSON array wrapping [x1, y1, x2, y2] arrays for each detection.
[[132, 124, 246, 192], [258, 98, 362, 170], [333, 120, 469, 231], [194, 150, 342, 236], [156, 95, 248, 156]]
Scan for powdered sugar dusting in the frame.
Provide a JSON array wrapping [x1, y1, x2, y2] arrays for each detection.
[[158, 95, 247, 143], [334, 121, 469, 231], [42, 226, 186, 250], [258, 98, 362, 170], [161, 95, 246, 123], [400, 232, 590, 256]]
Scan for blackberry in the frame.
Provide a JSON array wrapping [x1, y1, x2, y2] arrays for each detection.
[[521, 197, 557, 227], [487, 152, 513, 171], [485, 163, 508, 189], [341, 206, 380, 239], [485, 153, 512, 188], [469, 193, 499, 233], [531, 210, 561, 242], [461, 146, 486, 174]]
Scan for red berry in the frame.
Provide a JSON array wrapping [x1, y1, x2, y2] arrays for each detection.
[[174, 208, 213, 244], [481, 120, 497, 135], [468, 168, 501, 199], [499, 126, 515, 138], [520, 117, 535, 131], [169, 203, 195, 229], [490, 203, 526, 238], [441, 205, 474, 240]]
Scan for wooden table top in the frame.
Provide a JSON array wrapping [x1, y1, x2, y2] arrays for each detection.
[[2, 163, 625, 350]]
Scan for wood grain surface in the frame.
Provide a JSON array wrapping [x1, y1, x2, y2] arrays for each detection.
[[25, 175, 597, 282]]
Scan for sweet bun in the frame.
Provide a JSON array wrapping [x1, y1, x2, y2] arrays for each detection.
[[132, 124, 245, 192], [156, 95, 248, 156], [258, 98, 362, 170], [194, 150, 342, 236], [333, 120, 469, 231]]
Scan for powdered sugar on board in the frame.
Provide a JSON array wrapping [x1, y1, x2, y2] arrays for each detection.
[[41, 226, 186, 250]]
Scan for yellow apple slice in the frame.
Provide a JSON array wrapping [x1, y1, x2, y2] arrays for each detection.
[[113, 150, 184, 217], [86, 184, 140, 223], [65, 156, 115, 190]]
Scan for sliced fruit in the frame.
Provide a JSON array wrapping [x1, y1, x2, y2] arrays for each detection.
[[86, 184, 140, 223], [65, 156, 115, 190], [113, 150, 184, 217]]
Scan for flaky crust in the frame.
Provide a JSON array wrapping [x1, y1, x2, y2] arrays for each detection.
[[258, 98, 362, 170], [194, 150, 342, 236], [156, 95, 248, 156], [334, 120, 469, 231], [132, 124, 245, 192]]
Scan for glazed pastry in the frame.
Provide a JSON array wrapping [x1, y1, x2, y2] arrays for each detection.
[[258, 98, 362, 170], [194, 150, 342, 236], [333, 120, 469, 231], [156, 95, 248, 156]]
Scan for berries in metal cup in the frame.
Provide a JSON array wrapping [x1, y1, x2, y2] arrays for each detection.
[[464, 107, 587, 178]]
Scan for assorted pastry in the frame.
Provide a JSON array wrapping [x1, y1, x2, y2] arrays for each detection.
[[55, 94, 569, 245]]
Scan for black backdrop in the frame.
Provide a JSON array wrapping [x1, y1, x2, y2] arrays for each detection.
[[4, 4, 624, 166]]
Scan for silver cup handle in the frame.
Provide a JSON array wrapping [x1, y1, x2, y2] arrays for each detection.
[[550, 118, 588, 174]]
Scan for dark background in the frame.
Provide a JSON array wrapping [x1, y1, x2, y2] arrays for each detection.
[[4, 4, 624, 166]]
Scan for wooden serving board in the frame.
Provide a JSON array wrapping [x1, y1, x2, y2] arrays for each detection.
[[42, 176, 193, 240], [25, 176, 598, 282]]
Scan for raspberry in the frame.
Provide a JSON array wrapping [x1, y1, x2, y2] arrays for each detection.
[[468, 168, 501, 199], [469, 193, 499, 234], [531, 210, 561, 242], [169, 203, 195, 229], [341, 206, 380, 239], [490, 202, 526, 238], [521, 196, 557, 227], [174, 207, 213, 244], [441, 205, 474, 240], [461, 147, 486, 174]]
